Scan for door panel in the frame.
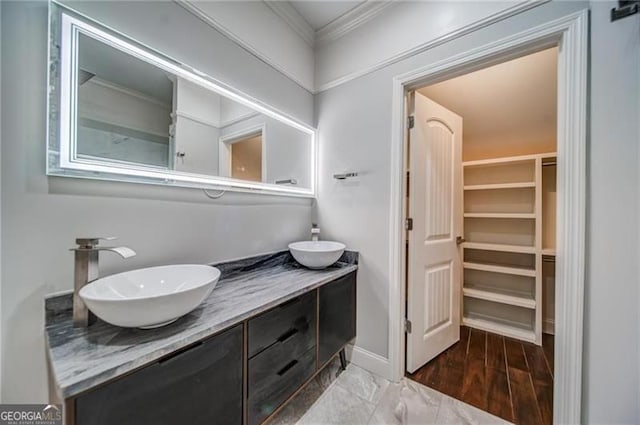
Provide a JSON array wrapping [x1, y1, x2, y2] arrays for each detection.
[[424, 122, 454, 241], [407, 93, 463, 373], [423, 262, 452, 335]]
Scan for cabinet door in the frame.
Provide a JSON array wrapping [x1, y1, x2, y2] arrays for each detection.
[[75, 325, 243, 425], [318, 272, 357, 365]]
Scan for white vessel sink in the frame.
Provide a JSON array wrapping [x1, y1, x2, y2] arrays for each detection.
[[79, 265, 221, 329], [289, 241, 346, 269]]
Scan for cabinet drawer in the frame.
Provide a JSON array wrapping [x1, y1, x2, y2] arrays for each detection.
[[248, 314, 316, 393], [248, 291, 316, 358], [247, 346, 316, 425], [75, 325, 243, 425]]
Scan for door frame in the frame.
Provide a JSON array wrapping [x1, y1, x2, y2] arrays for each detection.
[[388, 10, 587, 424], [218, 123, 267, 182]]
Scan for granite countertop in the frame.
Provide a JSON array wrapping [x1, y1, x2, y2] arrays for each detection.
[[45, 250, 358, 399]]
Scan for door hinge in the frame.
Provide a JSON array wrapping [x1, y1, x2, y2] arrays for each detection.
[[405, 218, 413, 231], [406, 171, 410, 193], [407, 116, 415, 129], [404, 318, 412, 334]]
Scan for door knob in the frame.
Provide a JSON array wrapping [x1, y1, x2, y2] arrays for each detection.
[[456, 236, 466, 245]]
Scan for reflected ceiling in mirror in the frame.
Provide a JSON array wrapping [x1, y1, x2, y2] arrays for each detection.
[[48, 3, 315, 196]]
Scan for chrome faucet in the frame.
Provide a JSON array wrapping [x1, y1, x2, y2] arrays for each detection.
[[311, 224, 320, 242], [70, 237, 136, 327]]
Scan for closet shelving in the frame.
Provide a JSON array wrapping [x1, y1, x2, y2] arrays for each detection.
[[463, 212, 536, 219], [461, 152, 556, 345]]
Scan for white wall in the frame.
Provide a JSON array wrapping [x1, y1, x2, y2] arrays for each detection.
[[179, 1, 315, 92], [314, 1, 531, 91], [583, 2, 640, 423], [0, 0, 313, 403], [316, 2, 639, 422]]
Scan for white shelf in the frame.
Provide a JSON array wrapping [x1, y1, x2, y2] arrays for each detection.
[[462, 242, 535, 254], [464, 182, 535, 191], [461, 152, 557, 345], [464, 261, 536, 277], [464, 212, 535, 219], [463, 285, 536, 309], [463, 152, 557, 167], [463, 315, 536, 343]]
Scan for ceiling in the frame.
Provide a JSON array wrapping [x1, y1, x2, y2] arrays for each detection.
[[419, 47, 558, 161], [289, 1, 365, 31]]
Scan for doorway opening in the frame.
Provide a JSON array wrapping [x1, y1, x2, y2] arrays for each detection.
[[403, 47, 557, 424], [218, 126, 266, 183]]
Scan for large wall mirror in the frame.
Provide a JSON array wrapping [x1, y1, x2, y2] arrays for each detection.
[[47, 3, 316, 196]]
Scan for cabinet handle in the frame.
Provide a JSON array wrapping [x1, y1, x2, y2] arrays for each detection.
[[158, 341, 204, 365], [277, 360, 299, 376], [277, 328, 298, 343]]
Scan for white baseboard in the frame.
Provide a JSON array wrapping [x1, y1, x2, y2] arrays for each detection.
[[345, 344, 393, 381], [543, 318, 555, 335]]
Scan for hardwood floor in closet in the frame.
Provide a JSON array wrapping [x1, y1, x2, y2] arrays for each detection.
[[407, 326, 554, 425]]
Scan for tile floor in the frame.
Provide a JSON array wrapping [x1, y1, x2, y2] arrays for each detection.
[[269, 358, 513, 425]]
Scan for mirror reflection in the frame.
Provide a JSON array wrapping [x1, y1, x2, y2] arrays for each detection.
[[77, 34, 172, 168], [67, 27, 313, 191]]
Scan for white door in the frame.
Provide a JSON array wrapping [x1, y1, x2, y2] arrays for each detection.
[[406, 92, 463, 373]]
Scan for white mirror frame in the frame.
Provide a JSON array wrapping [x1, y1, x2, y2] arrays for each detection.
[[48, 5, 316, 197]]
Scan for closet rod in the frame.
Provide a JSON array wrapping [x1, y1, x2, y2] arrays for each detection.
[[542, 256, 556, 263], [542, 161, 557, 166]]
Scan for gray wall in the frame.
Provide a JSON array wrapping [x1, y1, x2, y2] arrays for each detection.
[[0, 1, 313, 402], [316, 1, 639, 423]]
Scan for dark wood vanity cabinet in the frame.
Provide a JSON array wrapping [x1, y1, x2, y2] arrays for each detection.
[[319, 271, 357, 366], [75, 325, 243, 425], [69, 271, 356, 425]]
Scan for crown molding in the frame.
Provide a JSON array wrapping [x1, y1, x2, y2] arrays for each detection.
[[315, 1, 395, 47], [264, 1, 315, 47], [176, 0, 314, 93], [316, 0, 547, 92]]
